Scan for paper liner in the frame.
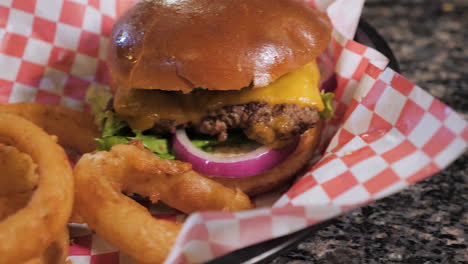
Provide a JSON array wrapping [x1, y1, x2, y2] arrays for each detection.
[[0, 0, 466, 263]]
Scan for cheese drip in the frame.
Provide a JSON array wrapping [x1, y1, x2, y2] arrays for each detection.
[[114, 61, 323, 131]]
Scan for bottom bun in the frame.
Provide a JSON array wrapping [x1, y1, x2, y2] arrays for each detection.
[[212, 122, 322, 196]]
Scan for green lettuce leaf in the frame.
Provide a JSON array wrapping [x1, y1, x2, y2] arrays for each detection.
[[189, 131, 255, 152], [101, 111, 128, 137], [95, 111, 175, 159], [155, 153, 176, 160], [95, 109, 254, 158], [96, 132, 175, 159], [95, 136, 130, 151], [190, 139, 215, 152], [319, 91, 335, 119], [85, 85, 113, 128], [134, 130, 171, 156]]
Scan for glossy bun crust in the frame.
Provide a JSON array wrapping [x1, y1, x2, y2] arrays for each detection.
[[109, 0, 332, 93], [212, 122, 322, 196]]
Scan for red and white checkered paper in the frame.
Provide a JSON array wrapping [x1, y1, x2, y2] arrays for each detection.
[[0, 0, 466, 263]]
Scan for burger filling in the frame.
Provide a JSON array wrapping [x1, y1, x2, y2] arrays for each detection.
[[88, 60, 334, 158], [149, 103, 319, 148]]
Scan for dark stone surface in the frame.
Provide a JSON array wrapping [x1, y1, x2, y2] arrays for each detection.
[[273, 1, 467, 263]]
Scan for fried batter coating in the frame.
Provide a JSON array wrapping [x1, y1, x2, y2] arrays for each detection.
[[0, 144, 37, 221], [0, 144, 38, 196], [0, 113, 74, 263], [83, 141, 252, 214], [74, 142, 252, 263], [74, 145, 180, 264], [0, 192, 32, 221], [0, 103, 100, 154], [0, 144, 69, 264], [0, 193, 69, 264], [0, 103, 102, 224], [22, 230, 69, 264]]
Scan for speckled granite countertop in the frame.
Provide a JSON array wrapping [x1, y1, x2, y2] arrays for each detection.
[[273, 0, 468, 263]]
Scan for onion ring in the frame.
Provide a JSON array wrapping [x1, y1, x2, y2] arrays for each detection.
[[0, 113, 74, 263], [74, 142, 252, 263], [22, 230, 69, 264], [1, 194, 70, 264], [0, 143, 37, 221], [0, 144, 69, 264], [0, 143, 38, 196], [0, 103, 100, 223], [0, 192, 31, 221], [213, 123, 322, 196], [1, 197, 69, 264], [0, 103, 100, 154], [74, 145, 181, 264], [173, 128, 298, 178]]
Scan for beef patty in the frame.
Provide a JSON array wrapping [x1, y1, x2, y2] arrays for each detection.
[[150, 102, 319, 148]]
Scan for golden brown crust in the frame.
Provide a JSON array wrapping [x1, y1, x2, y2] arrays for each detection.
[[0, 103, 100, 154], [109, 0, 331, 93], [0, 143, 38, 197], [0, 114, 74, 263], [212, 123, 322, 196], [22, 230, 69, 264]]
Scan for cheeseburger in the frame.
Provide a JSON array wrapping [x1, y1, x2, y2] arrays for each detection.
[[93, 0, 333, 196]]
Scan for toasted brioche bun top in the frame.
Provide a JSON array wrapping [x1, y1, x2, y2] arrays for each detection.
[[108, 0, 332, 93]]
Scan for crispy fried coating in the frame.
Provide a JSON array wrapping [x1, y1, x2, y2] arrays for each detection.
[[22, 230, 69, 264], [74, 142, 252, 263], [0, 103, 100, 154], [0, 192, 32, 221], [0, 103, 101, 224], [0, 193, 69, 264], [114, 141, 252, 213], [0, 144, 69, 264], [0, 144, 37, 221], [0, 144, 38, 196], [0, 113, 74, 264], [74, 144, 181, 264]]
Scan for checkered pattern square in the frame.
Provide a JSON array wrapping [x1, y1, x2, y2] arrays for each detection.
[[1, 0, 467, 263], [0, 32, 28, 57], [59, 0, 86, 27], [0, 0, 120, 112], [0, 79, 13, 103], [69, 232, 136, 264], [0, 6, 9, 28], [32, 16, 57, 42]]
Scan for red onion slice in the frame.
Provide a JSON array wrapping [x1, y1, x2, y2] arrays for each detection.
[[172, 129, 298, 178]]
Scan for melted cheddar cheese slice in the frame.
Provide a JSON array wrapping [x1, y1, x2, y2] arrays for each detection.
[[114, 61, 323, 130]]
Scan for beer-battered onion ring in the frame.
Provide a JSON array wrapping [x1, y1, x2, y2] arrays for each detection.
[[0, 143, 38, 197], [0, 143, 37, 222], [0, 103, 100, 154], [23, 230, 69, 264], [0, 113, 74, 263], [0, 144, 69, 264], [0, 192, 32, 221], [0, 195, 69, 264], [74, 148, 181, 264], [0, 103, 100, 223], [74, 143, 251, 263], [1, 194, 70, 264]]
